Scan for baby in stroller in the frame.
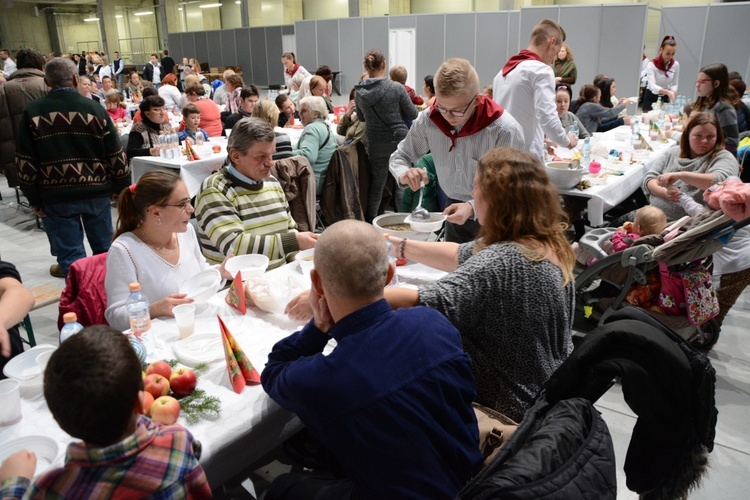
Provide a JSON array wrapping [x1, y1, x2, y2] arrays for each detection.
[[572, 206, 667, 266]]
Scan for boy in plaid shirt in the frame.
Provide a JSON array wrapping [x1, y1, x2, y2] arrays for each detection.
[[0, 326, 211, 499]]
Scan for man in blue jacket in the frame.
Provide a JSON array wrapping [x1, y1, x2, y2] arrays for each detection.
[[262, 220, 482, 499]]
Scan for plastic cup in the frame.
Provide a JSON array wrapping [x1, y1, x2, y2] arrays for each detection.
[[0, 379, 22, 425], [224, 129, 232, 139], [173, 304, 196, 339]]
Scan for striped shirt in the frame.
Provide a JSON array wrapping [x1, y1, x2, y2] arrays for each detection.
[[0, 416, 211, 499], [196, 167, 299, 269], [389, 110, 525, 201]]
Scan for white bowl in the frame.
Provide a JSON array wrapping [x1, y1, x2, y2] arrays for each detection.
[[405, 213, 447, 233], [0, 436, 60, 478], [372, 213, 431, 241], [179, 268, 221, 303], [294, 248, 315, 263], [225, 254, 269, 279], [545, 162, 586, 190], [3, 345, 56, 397]]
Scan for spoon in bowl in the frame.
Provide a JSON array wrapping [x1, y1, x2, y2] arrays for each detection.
[[411, 181, 430, 221]]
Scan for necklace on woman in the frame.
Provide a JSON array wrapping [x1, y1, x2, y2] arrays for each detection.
[[139, 229, 178, 256]]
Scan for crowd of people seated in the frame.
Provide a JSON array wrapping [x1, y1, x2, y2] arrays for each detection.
[[2, 19, 750, 498]]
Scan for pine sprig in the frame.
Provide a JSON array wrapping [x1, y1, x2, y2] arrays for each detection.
[[179, 389, 222, 424]]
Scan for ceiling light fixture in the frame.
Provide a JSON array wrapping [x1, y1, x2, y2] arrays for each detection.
[[84, 17, 99, 22], [199, 3, 223, 8], [134, 11, 154, 16]]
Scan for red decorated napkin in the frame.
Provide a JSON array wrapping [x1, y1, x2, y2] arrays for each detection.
[[219, 316, 261, 394], [225, 271, 247, 314]]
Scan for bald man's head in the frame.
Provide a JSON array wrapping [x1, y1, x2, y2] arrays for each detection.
[[314, 220, 389, 300]]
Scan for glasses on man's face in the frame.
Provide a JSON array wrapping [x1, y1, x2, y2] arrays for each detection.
[[163, 199, 193, 211], [435, 97, 475, 118]]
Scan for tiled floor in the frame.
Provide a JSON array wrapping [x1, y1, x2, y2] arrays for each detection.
[[2, 174, 748, 498]]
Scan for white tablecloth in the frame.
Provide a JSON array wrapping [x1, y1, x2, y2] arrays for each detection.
[[130, 137, 228, 198], [558, 125, 674, 226]]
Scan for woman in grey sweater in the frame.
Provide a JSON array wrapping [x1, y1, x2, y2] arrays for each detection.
[[384, 148, 576, 421], [572, 84, 632, 134], [355, 50, 417, 221], [643, 112, 739, 221]]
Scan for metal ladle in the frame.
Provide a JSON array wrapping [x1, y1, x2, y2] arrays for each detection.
[[410, 181, 430, 221]]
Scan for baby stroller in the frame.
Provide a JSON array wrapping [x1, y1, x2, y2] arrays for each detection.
[[574, 210, 749, 350], [459, 307, 717, 499]]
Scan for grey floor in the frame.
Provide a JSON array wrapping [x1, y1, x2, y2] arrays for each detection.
[[2, 172, 749, 497]]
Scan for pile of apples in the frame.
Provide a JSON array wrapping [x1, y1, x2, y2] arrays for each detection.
[[142, 360, 197, 425]]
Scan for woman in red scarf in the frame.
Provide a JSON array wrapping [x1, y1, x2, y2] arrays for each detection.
[[643, 35, 679, 111], [282, 52, 310, 89]]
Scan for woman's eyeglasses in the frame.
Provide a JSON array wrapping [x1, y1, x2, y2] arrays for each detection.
[[163, 200, 193, 211]]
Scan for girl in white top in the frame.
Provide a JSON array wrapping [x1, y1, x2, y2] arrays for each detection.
[[643, 35, 679, 111], [105, 171, 231, 331]]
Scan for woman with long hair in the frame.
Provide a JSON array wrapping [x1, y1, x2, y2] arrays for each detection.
[[643, 35, 679, 111], [287, 148, 576, 421], [644, 111, 739, 221], [572, 83, 632, 134], [553, 44, 577, 93], [692, 63, 740, 153], [355, 49, 418, 221], [104, 171, 230, 330]]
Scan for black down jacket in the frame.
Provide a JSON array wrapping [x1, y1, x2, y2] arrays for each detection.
[[457, 396, 616, 499]]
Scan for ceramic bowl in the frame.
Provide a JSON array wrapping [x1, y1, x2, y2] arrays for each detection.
[[545, 161, 586, 190]]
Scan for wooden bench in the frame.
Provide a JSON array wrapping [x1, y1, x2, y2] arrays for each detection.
[[19, 282, 64, 347]]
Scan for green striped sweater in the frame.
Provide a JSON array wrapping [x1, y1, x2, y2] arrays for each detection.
[[196, 167, 299, 269]]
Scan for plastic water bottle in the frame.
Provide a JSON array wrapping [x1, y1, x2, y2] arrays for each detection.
[[195, 130, 204, 147], [631, 116, 641, 146], [60, 312, 84, 343], [581, 137, 591, 169], [384, 235, 399, 287], [126, 282, 151, 335], [569, 121, 579, 138], [170, 129, 180, 158], [158, 133, 167, 158]]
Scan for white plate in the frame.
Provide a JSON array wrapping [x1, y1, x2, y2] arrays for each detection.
[[0, 436, 60, 478], [173, 333, 224, 366], [3, 345, 56, 397]]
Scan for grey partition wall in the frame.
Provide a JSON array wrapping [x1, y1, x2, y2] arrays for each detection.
[[294, 4, 646, 101], [661, 2, 750, 99], [521, 4, 647, 100], [167, 25, 290, 86]]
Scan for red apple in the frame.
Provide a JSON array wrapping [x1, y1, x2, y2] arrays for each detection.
[[169, 368, 197, 397], [150, 395, 181, 425], [144, 374, 170, 399], [212, 144, 221, 153], [142, 391, 155, 416], [146, 361, 172, 380]]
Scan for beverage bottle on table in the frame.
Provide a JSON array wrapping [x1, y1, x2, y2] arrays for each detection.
[[127, 282, 151, 336], [60, 312, 84, 343], [568, 121, 579, 138], [581, 137, 591, 168]]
